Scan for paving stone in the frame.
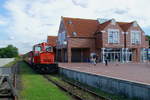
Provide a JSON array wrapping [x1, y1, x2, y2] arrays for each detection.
[[59, 62, 150, 84]]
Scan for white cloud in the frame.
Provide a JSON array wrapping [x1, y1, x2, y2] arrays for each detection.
[[0, 20, 6, 25], [8, 36, 15, 40], [72, 0, 89, 8], [0, 0, 150, 53], [0, 15, 8, 25]]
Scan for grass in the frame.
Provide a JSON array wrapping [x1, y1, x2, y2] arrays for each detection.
[[19, 61, 73, 100]]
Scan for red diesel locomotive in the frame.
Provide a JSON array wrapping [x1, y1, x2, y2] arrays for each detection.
[[23, 42, 58, 73]]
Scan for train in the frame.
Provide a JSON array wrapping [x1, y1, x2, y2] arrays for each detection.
[[23, 42, 58, 74]]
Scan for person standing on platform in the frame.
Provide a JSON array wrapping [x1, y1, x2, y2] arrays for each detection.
[[90, 53, 97, 66], [93, 54, 97, 66], [104, 55, 108, 66], [115, 54, 119, 66]]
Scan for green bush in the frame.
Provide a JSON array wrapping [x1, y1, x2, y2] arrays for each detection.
[[0, 45, 19, 58]]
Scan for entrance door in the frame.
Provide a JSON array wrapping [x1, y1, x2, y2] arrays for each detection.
[[104, 48, 122, 62], [107, 52, 121, 62], [71, 48, 81, 62], [127, 52, 132, 62]]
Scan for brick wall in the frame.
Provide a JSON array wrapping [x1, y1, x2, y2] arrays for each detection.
[[96, 22, 124, 48], [125, 26, 148, 48], [68, 37, 95, 51], [57, 17, 149, 62]]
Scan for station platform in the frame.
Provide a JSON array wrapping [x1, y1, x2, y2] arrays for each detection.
[[59, 62, 150, 85]]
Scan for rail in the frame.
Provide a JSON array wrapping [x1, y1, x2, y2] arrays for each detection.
[[43, 75, 84, 100], [62, 78, 111, 100]]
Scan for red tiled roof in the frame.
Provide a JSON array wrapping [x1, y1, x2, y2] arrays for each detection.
[[117, 22, 133, 32], [62, 17, 99, 37], [47, 36, 57, 47], [62, 17, 138, 37]]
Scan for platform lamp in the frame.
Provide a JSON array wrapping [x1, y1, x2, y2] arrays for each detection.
[[56, 40, 58, 63], [62, 41, 67, 62], [63, 41, 67, 45]]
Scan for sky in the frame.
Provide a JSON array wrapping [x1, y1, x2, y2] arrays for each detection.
[[0, 0, 150, 54]]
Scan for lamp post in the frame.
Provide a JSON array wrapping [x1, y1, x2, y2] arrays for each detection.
[[63, 41, 67, 62]]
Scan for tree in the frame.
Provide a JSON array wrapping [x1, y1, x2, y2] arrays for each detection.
[[0, 45, 19, 58], [146, 35, 150, 48], [146, 35, 150, 40]]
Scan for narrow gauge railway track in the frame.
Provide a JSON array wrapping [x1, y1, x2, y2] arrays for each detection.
[[43, 75, 110, 100]]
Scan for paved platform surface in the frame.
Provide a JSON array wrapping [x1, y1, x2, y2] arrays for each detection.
[[0, 58, 14, 67], [59, 62, 150, 85]]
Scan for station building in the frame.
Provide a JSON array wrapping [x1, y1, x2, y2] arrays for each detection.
[[47, 36, 57, 55], [55, 17, 149, 63], [47, 36, 57, 47]]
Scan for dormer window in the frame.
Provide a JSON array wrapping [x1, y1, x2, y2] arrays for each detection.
[[72, 32, 77, 36], [111, 19, 116, 25]]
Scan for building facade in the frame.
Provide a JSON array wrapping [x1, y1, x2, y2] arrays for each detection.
[[47, 36, 57, 61], [56, 17, 149, 63]]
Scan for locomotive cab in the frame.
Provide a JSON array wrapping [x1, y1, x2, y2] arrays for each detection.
[[33, 42, 55, 64], [32, 42, 58, 73]]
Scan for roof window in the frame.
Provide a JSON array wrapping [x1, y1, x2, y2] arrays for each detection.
[[72, 32, 77, 36], [68, 20, 72, 24]]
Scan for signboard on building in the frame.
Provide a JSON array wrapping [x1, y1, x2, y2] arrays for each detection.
[[148, 49, 150, 60], [148, 49, 150, 55]]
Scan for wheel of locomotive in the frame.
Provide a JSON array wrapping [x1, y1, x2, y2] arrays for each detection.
[[31, 63, 36, 70], [48, 64, 58, 74], [35, 64, 43, 74], [44, 65, 51, 74], [41, 65, 49, 74]]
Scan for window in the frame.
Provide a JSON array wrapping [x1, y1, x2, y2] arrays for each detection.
[[68, 20, 72, 24], [72, 32, 77, 36], [45, 46, 53, 52], [58, 31, 66, 45], [34, 46, 41, 51], [131, 31, 141, 44], [108, 29, 120, 43]]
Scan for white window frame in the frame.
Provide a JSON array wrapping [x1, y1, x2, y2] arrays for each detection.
[[131, 30, 141, 44], [108, 29, 120, 43]]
